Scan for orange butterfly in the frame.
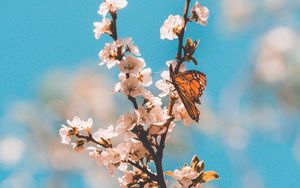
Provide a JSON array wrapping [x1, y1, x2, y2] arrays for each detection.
[[171, 70, 207, 122]]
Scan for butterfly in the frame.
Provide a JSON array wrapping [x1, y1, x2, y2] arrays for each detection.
[[171, 69, 207, 122]]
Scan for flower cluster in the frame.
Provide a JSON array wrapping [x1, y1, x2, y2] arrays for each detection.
[[166, 156, 219, 187], [60, 0, 218, 187]]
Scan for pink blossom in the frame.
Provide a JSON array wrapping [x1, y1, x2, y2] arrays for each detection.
[[59, 125, 72, 144], [173, 103, 194, 126], [143, 90, 162, 108], [171, 166, 200, 187], [190, 1, 209, 26], [120, 76, 145, 97], [116, 112, 139, 140], [99, 41, 123, 69], [123, 38, 140, 56], [118, 171, 133, 188], [98, 0, 128, 17], [93, 125, 118, 141], [155, 70, 174, 97], [93, 18, 112, 39], [160, 15, 185, 40], [138, 68, 153, 86], [119, 56, 145, 75]]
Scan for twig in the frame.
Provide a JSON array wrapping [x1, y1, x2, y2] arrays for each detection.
[[127, 160, 157, 180], [175, 0, 191, 74]]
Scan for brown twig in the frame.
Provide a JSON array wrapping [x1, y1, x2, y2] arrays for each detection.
[[75, 133, 111, 148], [127, 160, 157, 180], [175, 0, 191, 74]]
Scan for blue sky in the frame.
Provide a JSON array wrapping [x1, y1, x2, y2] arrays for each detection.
[[1, 0, 299, 187]]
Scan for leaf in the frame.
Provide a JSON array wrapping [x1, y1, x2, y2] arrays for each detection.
[[201, 171, 219, 183]]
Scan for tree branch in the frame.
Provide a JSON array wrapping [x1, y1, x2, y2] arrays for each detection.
[[175, 0, 191, 74]]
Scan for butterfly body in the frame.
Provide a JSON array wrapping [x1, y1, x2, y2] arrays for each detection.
[[171, 70, 207, 122]]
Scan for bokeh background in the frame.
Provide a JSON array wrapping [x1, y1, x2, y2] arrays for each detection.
[[1, 0, 300, 187]]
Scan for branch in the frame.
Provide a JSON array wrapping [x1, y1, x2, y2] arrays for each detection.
[[127, 160, 157, 180], [75, 133, 112, 148], [110, 12, 118, 40], [175, 0, 191, 74]]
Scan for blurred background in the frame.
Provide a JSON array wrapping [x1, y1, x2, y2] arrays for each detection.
[[1, 0, 300, 187]]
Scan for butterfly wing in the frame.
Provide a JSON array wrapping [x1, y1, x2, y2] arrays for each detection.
[[172, 70, 206, 122]]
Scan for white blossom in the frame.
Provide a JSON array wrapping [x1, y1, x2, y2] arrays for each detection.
[[93, 125, 118, 141], [98, 0, 128, 17], [120, 76, 145, 97], [66, 116, 82, 130], [173, 103, 193, 126], [155, 70, 175, 97], [99, 40, 123, 69], [119, 56, 145, 75], [143, 90, 162, 107], [190, 1, 209, 26], [93, 18, 112, 39], [116, 112, 139, 140], [123, 38, 141, 56], [171, 166, 200, 187], [138, 68, 152, 86], [118, 171, 134, 188], [59, 125, 72, 144], [160, 15, 185, 40]]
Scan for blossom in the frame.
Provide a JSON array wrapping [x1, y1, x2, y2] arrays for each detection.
[[143, 90, 162, 108], [160, 15, 185, 40], [118, 171, 134, 188], [173, 166, 200, 187], [155, 70, 174, 97], [98, 0, 128, 17], [59, 117, 93, 144], [99, 40, 124, 69], [119, 56, 145, 75], [173, 102, 194, 126], [190, 1, 209, 26], [66, 116, 82, 130], [120, 76, 145, 97], [137, 106, 164, 126], [93, 125, 118, 141], [71, 140, 86, 152], [166, 59, 186, 72], [137, 68, 152, 86], [59, 125, 72, 144], [93, 18, 112, 39], [123, 38, 141, 56], [116, 112, 139, 140], [80, 118, 93, 132]]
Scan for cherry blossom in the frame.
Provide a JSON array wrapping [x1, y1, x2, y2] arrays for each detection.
[[155, 70, 175, 97], [119, 56, 145, 75], [93, 18, 112, 39], [93, 125, 118, 141], [98, 0, 128, 17], [190, 1, 209, 26], [173, 102, 194, 126], [123, 38, 141, 56], [142, 90, 162, 108], [59, 125, 72, 144], [99, 41, 123, 69], [160, 15, 185, 40], [118, 171, 134, 188], [137, 68, 153, 86], [171, 166, 200, 187], [120, 76, 145, 97]]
